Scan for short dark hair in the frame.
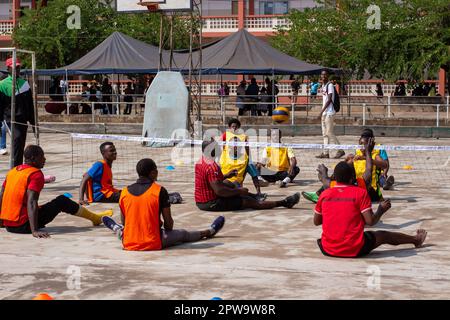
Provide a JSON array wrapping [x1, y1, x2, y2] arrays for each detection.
[[100, 142, 114, 154], [333, 161, 355, 184], [136, 158, 157, 177], [361, 128, 374, 138], [228, 118, 241, 128], [24, 145, 44, 162]]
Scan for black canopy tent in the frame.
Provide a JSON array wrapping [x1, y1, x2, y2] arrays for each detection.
[[29, 30, 340, 76], [31, 32, 171, 75], [173, 29, 340, 75]]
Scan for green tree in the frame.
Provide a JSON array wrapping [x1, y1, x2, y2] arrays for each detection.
[[13, 0, 192, 69], [272, 0, 450, 82]]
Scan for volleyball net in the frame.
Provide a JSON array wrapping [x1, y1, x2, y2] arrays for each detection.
[[70, 132, 450, 189]]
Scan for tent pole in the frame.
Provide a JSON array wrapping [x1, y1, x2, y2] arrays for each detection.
[[65, 69, 69, 115], [272, 69, 275, 113], [9, 49, 17, 169], [158, 13, 164, 71], [113, 74, 120, 116], [169, 14, 174, 71]]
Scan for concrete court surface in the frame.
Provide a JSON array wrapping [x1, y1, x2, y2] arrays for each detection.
[[1, 132, 450, 300]]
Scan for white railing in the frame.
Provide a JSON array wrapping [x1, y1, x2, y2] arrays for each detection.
[[64, 82, 440, 97], [348, 83, 440, 97], [244, 15, 291, 32], [0, 20, 14, 35], [202, 15, 290, 34], [202, 16, 239, 33]]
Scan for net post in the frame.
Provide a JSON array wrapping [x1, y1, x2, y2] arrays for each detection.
[[436, 104, 440, 127], [220, 96, 225, 125], [446, 95, 449, 124], [91, 102, 95, 123], [387, 95, 391, 118], [71, 135, 74, 179], [291, 101, 295, 125], [362, 103, 366, 126]]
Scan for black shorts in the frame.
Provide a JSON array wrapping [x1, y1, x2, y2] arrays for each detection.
[[357, 231, 377, 257], [367, 187, 382, 203], [99, 190, 122, 203], [317, 231, 377, 258], [196, 196, 243, 212]]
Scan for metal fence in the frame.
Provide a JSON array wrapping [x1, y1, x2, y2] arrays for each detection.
[[36, 93, 450, 127]]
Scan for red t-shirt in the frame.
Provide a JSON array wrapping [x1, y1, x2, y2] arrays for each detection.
[[314, 184, 372, 257], [2, 164, 45, 227], [195, 156, 224, 203]]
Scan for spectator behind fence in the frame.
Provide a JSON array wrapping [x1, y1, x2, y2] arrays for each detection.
[[257, 87, 270, 115], [236, 80, 247, 116], [310, 79, 319, 96], [60, 78, 68, 96], [266, 78, 279, 116], [218, 82, 230, 97], [79, 82, 92, 114], [423, 83, 431, 96], [245, 78, 260, 116], [376, 83, 384, 97], [393, 82, 406, 96], [102, 78, 113, 114], [411, 83, 424, 97], [45, 78, 66, 114], [290, 75, 300, 104], [123, 82, 134, 115], [429, 83, 436, 97]]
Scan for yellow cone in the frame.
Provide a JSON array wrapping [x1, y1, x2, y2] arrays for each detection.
[[403, 165, 413, 170]]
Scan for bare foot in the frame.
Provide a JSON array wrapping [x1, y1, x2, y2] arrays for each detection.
[[414, 229, 427, 248]]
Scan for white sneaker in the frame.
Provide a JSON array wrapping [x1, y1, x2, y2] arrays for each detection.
[[0, 149, 8, 155]]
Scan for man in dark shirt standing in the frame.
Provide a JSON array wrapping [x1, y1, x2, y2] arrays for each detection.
[[245, 78, 260, 116], [0, 58, 35, 167]]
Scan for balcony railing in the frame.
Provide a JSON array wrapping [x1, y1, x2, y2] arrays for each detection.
[[0, 20, 14, 36], [1, 16, 289, 37], [202, 16, 239, 33], [244, 15, 291, 32], [202, 15, 291, 34], [60, 80, 439, 98]]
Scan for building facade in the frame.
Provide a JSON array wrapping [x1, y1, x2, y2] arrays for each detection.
[[202, 0, 321, 38], [0, 0, 33, 52], [0, 1, 446, 95]]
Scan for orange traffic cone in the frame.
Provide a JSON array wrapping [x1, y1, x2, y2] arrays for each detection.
[[32, 293, 54, 300]]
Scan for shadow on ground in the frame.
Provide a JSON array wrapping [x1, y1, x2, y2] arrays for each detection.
[[366, 244, 435, 259], [44, 226, 96, 234], [167, 242, 224, 250], [370, 218, 434, 230]]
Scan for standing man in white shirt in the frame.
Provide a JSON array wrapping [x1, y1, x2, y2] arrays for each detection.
[[316, 70, 345, 159]]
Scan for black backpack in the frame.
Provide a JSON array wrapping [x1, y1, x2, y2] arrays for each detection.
[[326, 83, 340, 112]]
